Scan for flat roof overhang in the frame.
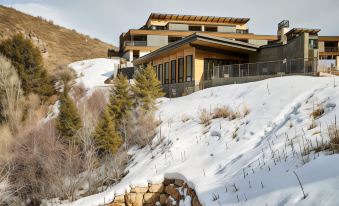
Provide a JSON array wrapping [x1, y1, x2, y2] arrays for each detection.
[[122, 29, 278, 41], [319, 36, 339, 42], [133, 33, 259, 65], [147, 13, 250, 25]]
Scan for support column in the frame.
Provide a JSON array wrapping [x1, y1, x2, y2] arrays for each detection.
[[336, 56, 339, 70]]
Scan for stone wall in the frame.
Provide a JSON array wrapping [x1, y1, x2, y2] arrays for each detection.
[[108, 178, 202, 206]]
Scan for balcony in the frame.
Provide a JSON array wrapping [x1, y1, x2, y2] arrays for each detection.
[[124, 41, 147, 47], [324, 47, 339, 52]]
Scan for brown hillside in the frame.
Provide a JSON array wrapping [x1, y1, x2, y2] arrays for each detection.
[[0, 5, 117, 72]]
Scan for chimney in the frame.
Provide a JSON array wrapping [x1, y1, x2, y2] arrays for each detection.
[[277, 20, 289, 44]]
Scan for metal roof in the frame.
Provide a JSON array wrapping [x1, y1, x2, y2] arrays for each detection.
[[147, 13, 250, 24]]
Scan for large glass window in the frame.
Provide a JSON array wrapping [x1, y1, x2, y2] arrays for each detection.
[[171, 60, 176, 83], [205, 26, 217, 32], [178, 58, 184, 83], [154, 65, 159, 81], [164, 62, 169, 84], [186, 55, 193, 82], [189, 25, 202, 31], [158, 64, 163, 84]]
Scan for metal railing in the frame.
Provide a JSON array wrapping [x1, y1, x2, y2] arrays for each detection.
[[124, 41, 147, 46], [210, 58, 317, 80], [324, 47, 339, 52]]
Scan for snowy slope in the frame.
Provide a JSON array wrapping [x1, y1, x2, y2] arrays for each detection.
[[63, 76, 339, 206], [43, 58, 118, 122], [69, 58, 119, 89]]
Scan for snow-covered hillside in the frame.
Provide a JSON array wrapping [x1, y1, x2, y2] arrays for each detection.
[[64, 76, 339, 206], [69, 58, 119, 89]]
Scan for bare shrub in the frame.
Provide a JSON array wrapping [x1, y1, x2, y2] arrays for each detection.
[[125, 107, 159, 147], [311, 105, 324, 119], [72, 82, 86, 101], [53, 65, 76, 91], [80, 89, 107, 120], [9, 121, 86, 204], [0, 163, 13, 205], [0, 55, 24, 134], [198, 108, 211, 125], [213, 106, 232, 119], [102, 150, 129, 187]]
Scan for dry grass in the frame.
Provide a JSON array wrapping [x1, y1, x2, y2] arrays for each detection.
[[329, 123, 339, 150], [0, 6, 115, 72], [241, 104, 250, 117], [181, 114, 191, 123], [213, 106, 232, 119], [310, 105, 325, 119], [198, 108, 211, 125]]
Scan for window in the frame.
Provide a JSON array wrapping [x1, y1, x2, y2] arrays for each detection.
[[236, 29, 249, 34], [164, 62, 169, 84], [205, 26, 217, 32], [153, 65, 157, 77], [158, 64, 163, 84], [168, 36, 182, 43], [186, 55, 193, 82], [178, 58, 184, 83], [309, 39, 318, 49], [171, 60, 176, 83], [189, 25, 202, 31]]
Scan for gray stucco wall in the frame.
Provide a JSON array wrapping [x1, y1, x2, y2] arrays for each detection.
[[168, 23, 189, 31], [217, 25, 236, 33], [147, 35, 169, 47]]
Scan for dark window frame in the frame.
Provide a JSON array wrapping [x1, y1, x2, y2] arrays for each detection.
[[164, 62, 169, 84], [178, 58, 184, 83], [186, 55, 193, 82], [171, 60, 176, 84], [158, 64, 163, 84]]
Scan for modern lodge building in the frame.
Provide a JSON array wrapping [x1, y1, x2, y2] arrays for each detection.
[[118, 13, 339, 97]]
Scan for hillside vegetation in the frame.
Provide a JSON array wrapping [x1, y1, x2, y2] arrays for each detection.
[[0, 5, 116, 72]]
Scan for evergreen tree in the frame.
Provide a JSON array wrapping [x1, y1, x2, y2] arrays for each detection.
[[57, 87, 82, 144], [0, 34, 54, 98], [93, 107, 122, 155], [109, 73, 132, 125], [132, 64, 164, 110]]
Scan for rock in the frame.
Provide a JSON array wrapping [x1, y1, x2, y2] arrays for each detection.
[[109, 203, 125, 206], [149, 183, 164, 192], [159, 194, 168, 204], [125, 193, 136, 204], [163, 178, 174, 186], [192, 196, 202, 206], [134, 193, 144, 206], [165, 185, 181, 201], [174, 179, 185, 187], [114, 195, 125, 203], [130, 186, 149, 193], [143, 192, 160, 204]]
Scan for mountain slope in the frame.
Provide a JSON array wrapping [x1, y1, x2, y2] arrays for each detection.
[[63, 76, 339, 206], [0, 5, 117, 71]]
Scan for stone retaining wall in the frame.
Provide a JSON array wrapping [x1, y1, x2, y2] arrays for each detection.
[[108, 178, 202, 206]]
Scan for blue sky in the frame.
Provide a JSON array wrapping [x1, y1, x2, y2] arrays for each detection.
[[1, 0, 339, 46]]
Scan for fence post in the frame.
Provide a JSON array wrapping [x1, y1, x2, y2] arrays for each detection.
[[247, 63, 249, 77], [239, 64, 241, 77]]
